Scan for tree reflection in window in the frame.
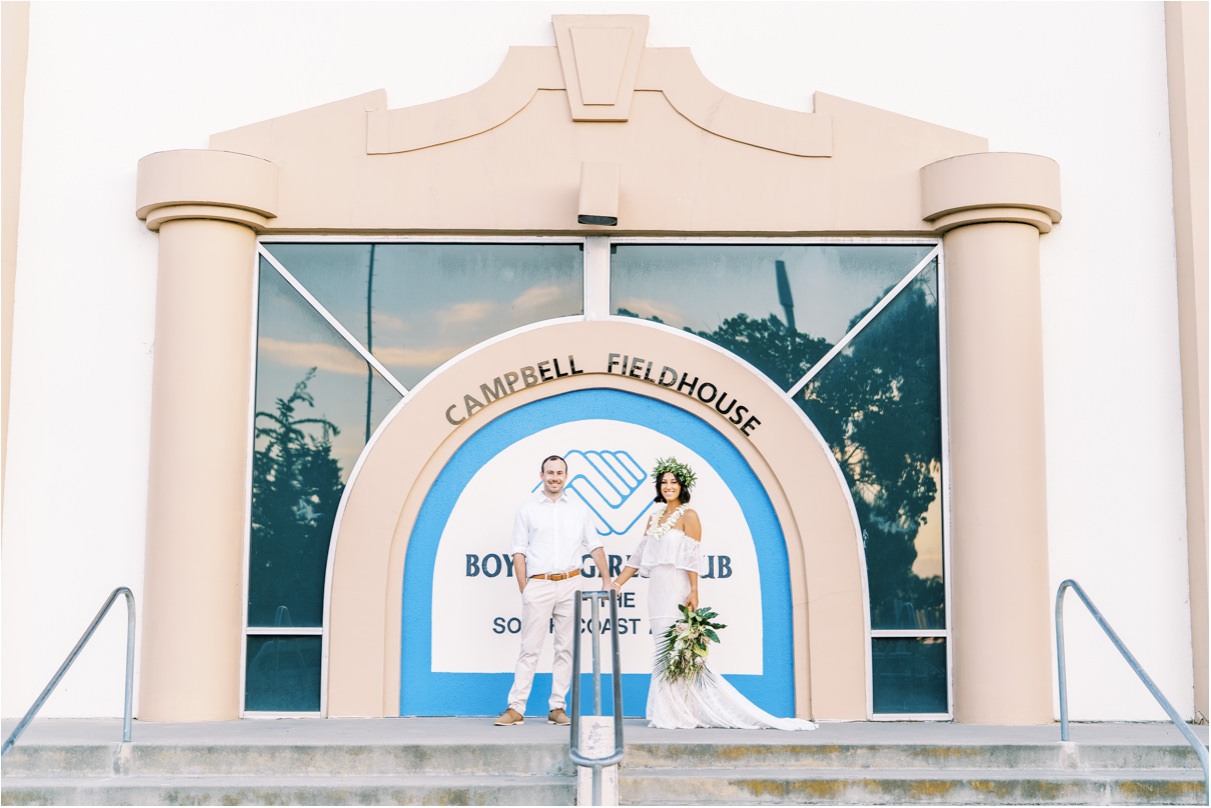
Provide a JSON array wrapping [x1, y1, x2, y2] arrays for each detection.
[[618, 259, 945, 633], [797, 264, 944, 631], [248, 368, 344, 629]]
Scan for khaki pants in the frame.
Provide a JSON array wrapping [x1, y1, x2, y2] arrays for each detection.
[[506, 575, 580, 713]]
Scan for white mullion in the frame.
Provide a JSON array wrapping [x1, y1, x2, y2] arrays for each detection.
[[873, 713, 951, 722], [239, 245, 262, 718], [246, 627, 324, 636], [257, 234, 586, 245], [607, 236, 939, 247], [583, 236, 611, 319], [244, 711, 324, 720], [936, 248, 956, 719], [257, 245, 409, 397], [870, 629, 948, 638], [787, 245, 942, 399]]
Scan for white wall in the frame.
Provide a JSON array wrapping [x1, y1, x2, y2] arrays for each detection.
[[3, 1, 1189, 720]]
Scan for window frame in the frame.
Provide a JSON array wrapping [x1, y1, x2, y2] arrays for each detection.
[[240, 234, 952, 721]]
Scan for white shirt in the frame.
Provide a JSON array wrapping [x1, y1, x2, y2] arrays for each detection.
[[511, 492, 603, 576]]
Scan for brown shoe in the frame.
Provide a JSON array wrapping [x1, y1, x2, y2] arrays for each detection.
[[547, 708, 570, 725], [494, 708, 524, 726]]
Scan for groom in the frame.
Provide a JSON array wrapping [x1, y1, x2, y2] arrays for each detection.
[[495, 454, 618, 726]]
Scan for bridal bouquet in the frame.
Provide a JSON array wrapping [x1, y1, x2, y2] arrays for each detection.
[[655, 604, 727, 686]]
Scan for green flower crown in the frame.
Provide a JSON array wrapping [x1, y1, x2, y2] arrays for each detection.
[[651, 457, 697, 491]]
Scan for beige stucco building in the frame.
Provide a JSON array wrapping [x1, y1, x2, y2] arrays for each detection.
[[2, 2, 1206, 727]]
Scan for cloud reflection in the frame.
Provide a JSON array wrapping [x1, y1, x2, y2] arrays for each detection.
[[372, 312, 409, 332], [614, 296, 685, 324], [373, 345, 461, 369], [438, 300, 499, 326], [260, 336, 471, 375], [259, 337, 364, 376], [513, 284, 570, 310]]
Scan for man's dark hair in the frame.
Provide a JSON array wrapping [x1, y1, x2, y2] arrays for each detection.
[[541, 455, 567, 473]]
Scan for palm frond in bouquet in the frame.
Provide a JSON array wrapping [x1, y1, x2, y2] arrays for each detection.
[[654, 604, 727, 686]]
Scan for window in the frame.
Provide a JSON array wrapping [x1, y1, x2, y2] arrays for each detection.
[[245, 240, 584, 714], [611, 241, 949, 717], [245, 237, 950, 718]]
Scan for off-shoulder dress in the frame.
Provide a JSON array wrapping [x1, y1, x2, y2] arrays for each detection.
[[624, 512, 817, 731]]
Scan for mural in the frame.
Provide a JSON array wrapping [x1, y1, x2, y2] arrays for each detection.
[[402, 390, 791, 717]]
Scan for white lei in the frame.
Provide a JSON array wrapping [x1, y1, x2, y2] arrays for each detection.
[[648, 505, 687, 541]]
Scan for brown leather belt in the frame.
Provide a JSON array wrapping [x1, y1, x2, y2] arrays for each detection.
[[529, 569, 581, 581]]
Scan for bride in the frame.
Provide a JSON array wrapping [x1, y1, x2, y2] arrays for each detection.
[[614, 458, 816, 731]]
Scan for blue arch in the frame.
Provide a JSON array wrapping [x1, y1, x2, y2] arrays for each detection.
[[400, 388, 794, 716]]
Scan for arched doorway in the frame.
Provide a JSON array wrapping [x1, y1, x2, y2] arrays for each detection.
[[324, 318, 868, 720]]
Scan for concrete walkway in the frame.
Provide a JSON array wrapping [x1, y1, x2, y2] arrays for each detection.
[[4, 716, 1207, 749]]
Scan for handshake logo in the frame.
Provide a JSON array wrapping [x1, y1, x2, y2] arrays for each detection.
[[532, 450, 653, 536]]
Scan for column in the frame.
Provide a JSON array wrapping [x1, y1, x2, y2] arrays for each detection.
[[135, 150, 278, 720], [1164, 0, 1208, 721], [921, 152, 1061, 724]]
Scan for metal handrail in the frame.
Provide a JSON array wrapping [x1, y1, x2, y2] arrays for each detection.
[[1, 586, 136, 757], [569, 589, 625, 806], [1056, 579, 1208, 795]]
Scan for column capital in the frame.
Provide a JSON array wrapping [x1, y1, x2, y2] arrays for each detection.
[[921, 152, 1062, 234], [136, 149, 279, 232]]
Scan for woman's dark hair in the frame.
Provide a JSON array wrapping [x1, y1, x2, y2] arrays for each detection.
[[653, 471, 691, 504]]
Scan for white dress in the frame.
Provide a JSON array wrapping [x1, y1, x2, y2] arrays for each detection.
[[625, 516, 817, 731]]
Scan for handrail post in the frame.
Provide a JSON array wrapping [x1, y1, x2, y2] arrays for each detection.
[[569, 590, 625, 806], [1056, 581, 1071, 742], [2, 587, 136, 757], [591, 593, 603, 716], [123, 587, 135, 744], [1055, 579, 1208, 797]]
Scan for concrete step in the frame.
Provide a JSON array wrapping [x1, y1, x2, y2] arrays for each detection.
[[2, 718, 1206, 806], [1, 774, 575, 806], [1, 741, 574, 777], [27, 740, 1197, 778], [5, 767, 1204, 807], [619, 767, 1208, 805], [624, 740, 1206, 771]]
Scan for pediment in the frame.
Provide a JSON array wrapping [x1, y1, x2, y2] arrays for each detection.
[[198, 14, 992, 234]]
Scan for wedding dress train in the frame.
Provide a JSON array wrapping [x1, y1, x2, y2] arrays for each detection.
[[626, 527, 817, 731]]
